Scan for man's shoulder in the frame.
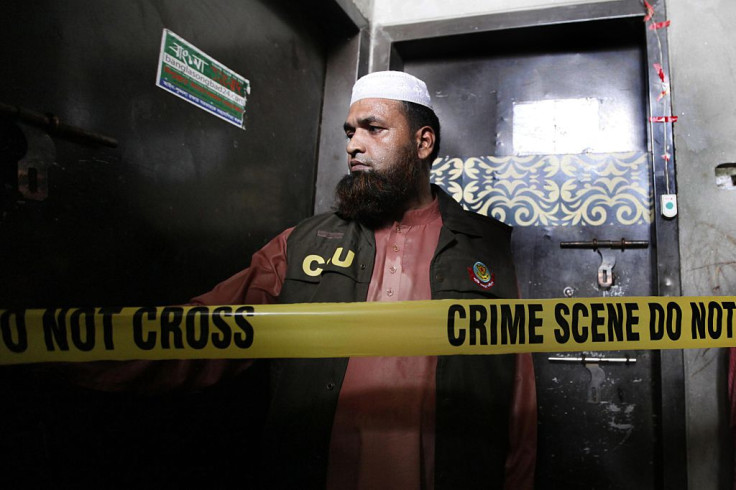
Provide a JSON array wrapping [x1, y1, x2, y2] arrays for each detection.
[[437, 188, 512, 237], [458, 206, 511, 230], [288, 212, 352, 241], [294, 211, 347, 228]]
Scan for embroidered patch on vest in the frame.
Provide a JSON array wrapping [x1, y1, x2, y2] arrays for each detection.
[[468, 261, 495, 289]]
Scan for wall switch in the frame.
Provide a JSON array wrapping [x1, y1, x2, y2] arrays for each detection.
[[661, 194, 677, 218]]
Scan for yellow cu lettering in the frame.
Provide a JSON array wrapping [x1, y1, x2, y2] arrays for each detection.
[[302, 254, 326, 277], [301, 248, 355, 277], [331, 247, 355, 268]]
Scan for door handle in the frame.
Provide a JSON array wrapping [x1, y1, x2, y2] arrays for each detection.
[[559, 239, 649, 250], [548, 355, 637, 365], [549, 355, 637, 403]]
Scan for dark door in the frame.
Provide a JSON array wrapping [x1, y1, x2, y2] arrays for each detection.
[[393, 17, 676, 490], [0, 0, 360, 487]]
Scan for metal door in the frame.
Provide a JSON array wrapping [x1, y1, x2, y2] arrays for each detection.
[[378, 13, 683, 490], [0, 0, 365, 487]]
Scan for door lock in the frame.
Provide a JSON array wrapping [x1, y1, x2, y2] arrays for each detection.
[[560, 239, 649, 289], [597, 249, 616, 289]]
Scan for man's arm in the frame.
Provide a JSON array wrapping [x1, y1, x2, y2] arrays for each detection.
[[190, 228, 291, 307], [51, 228, 293, 393]]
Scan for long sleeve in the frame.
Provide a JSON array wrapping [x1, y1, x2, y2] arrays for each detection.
[[190, 228, 291, 307], [52, 228, 293, 393]]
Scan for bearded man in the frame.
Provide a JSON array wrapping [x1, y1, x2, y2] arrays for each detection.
[[190, 71, 537, 489]]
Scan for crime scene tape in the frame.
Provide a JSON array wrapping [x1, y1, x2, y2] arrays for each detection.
[[1, 296, 736, 365]]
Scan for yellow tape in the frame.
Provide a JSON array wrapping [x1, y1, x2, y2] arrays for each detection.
[[1, 297, 736, 365]]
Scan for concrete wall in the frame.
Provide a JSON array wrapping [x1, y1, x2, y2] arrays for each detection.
[[353, 0, 736, 488], [668, 0, 736, 488], [669, 4, 736, 294]]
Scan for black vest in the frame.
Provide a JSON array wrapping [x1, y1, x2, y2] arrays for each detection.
[[260, 188, 518, 489]]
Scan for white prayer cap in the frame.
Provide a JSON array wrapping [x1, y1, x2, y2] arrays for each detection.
[[350, 71, 433, 110]]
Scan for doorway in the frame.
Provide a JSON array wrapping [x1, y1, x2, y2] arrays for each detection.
[[371, 4, 684, 489]]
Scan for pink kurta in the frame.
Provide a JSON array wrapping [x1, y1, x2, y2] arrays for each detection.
[[326, 198, 443, 489]]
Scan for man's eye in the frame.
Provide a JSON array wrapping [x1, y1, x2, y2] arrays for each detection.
[[368, 126, 382, 133]]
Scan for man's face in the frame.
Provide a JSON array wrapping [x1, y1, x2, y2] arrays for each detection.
[[343, 98, 414, 175], [335, 98, 423, 228]]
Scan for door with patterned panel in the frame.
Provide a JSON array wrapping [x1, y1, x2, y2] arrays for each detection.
[[400, 17, 667, 490]]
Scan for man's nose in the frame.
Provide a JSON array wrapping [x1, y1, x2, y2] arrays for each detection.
[[346, 132, 365, 156]]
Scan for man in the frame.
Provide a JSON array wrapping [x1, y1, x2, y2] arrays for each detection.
[[191, 71, 537, 489]]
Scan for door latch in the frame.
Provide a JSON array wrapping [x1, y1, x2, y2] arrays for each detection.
[[17, 124, 55, 201], [560, 239, 649, 289]]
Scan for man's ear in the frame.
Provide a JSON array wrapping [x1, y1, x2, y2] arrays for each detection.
[[415, 126, 436, 161]]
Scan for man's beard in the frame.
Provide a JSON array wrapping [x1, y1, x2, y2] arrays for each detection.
[[334, 146, 424, 229]]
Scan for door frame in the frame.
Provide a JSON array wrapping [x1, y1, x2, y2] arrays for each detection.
[[366, 0, 685, 487], [312, 1, 370, 215]]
